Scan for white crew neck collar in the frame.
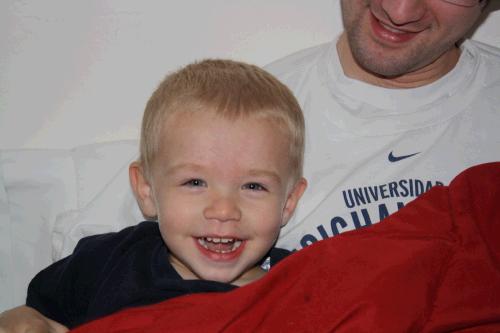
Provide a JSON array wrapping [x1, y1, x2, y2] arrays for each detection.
[[318, 38, 480, 135]]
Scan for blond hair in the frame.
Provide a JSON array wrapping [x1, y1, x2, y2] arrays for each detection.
[[140, 59, 304, 181]]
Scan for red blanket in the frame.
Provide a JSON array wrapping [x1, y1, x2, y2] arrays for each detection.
[[72, 163, 500, 333]]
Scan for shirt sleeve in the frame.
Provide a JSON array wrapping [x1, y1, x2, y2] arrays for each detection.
[[26, 232, 111, 327]]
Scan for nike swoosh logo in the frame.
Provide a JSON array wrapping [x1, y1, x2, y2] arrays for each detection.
[[388, 151, 420, 162]]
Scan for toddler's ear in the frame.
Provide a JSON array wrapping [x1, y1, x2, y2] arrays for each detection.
[[281, 177, 307, 227], [129, 162, 158, 219]]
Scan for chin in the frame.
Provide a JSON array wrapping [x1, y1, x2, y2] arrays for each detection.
[[356, 50, 421, 78], [198, 270, 239, 284], [349, 36, 426, 78]]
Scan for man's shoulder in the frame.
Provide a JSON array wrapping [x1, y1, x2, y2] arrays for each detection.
[[465, 39, 500, 62], [264, 41, 333, 79], [463, 39, 500, 90]]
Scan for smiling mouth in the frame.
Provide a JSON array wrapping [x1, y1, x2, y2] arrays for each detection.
[[370, 14, 421, 44], [197, 237, 243, 254], [379, 21, 408, 34]]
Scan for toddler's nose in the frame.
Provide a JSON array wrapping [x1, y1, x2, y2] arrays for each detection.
[[203, 196, 242, 222]]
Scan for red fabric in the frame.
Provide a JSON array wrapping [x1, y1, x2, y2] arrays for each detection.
[[72, 162, 500, 333]]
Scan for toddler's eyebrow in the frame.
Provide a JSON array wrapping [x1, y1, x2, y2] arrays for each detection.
[[164, 164, 282, 184], [246, 169, 283, 185], [165, 163, 203, 175]]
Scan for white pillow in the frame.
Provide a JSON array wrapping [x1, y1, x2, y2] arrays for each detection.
[[0, 140, 142, 311], [0, 149, 77, 311], [0, 156, 14, 310], [52, 141, 144, 260]]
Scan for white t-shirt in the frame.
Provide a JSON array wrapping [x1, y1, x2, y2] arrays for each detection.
[[266, 38, 500, 251]]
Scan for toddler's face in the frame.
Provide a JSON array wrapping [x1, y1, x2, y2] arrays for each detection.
[[147, 109, 305, 285]]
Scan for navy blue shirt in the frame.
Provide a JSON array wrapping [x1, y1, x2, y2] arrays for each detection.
[[26, 221, 290, 328]]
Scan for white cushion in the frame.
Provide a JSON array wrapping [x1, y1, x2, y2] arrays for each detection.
[[0, 140, 142, 311], [0, 149, 77, 311], [0, 156, 14, 309], [52, 141, 144, 260]]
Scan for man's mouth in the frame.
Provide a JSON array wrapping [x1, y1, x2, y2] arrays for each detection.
[[379, 21, 408, 34], [197, 237, 243, 254], [370, 14, 419, 44]]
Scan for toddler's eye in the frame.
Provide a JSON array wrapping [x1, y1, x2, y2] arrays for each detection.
[[183, 179, 206, 187], [243, 183, 267, 191]]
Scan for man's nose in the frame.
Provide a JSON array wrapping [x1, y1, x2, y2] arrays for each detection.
[[380, 0, 426, 25], [203, 194, 242, 222]]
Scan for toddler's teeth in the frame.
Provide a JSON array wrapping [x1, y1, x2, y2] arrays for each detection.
[[198, 237, 243, 253], [198, 238, 208, 249]]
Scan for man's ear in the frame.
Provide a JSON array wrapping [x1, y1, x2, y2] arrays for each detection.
[[281, 177, 307, 227], [129, 161, 158, 220]]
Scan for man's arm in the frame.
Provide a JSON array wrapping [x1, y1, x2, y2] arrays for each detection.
[[0, 306, 68, 333]]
